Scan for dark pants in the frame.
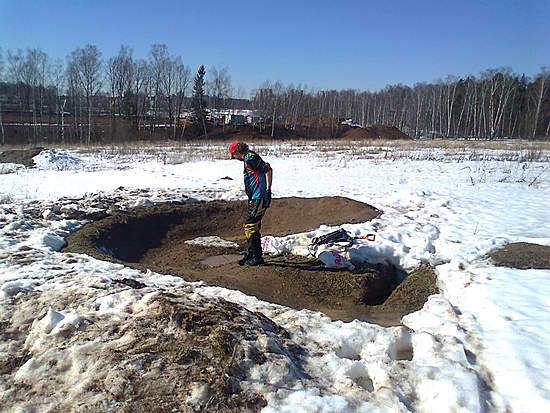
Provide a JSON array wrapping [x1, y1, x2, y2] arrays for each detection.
[[243, 199, 266, 259]]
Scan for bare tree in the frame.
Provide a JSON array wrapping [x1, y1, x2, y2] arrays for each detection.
[[271, 81, 283, 137], [174, 61, 191, 138], [162, 55, 181, 134], [444, 75, 458, 137], [48, 59, 66, 143], [66, 59, 82, 142], [107, 46, 135, 140], [209, 66, 232, 130], [209, 66, 232, 112], [148, 44, 170, 136], [0, 47, 4, 144], [68, 45, 102, 144], [530, 67, 550, 138], [132, 59, 150, 133], [6, 50, 28, 140]]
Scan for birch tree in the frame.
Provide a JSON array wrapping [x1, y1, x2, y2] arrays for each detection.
[[530, 67, 550, 138], [49, 59, 66, 142], [0, 48, 4, 144], [174, 62, 191, 138]]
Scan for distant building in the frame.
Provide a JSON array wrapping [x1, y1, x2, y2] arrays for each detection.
[[225, 114, 246, 125], [201, 108, 261, 125], [246, 114, 263, 125]]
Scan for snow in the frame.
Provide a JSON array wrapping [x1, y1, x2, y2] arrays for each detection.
[[185, 235, 240, 248], [33, 149, 83, 170], [0, 143, 549, 412], [0, 163, 24, 175]]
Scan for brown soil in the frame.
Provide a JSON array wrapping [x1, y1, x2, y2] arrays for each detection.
[[65, 197, 438, 326], [0, 147, 44, 167], [370, 265, 438, 322], [341, 125, 412, 140], [488, 242, 550, 269]]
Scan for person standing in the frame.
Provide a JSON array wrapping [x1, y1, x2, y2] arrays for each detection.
[[229, 141, 272, 266]]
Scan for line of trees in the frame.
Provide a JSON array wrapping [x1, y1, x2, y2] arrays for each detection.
[[0, 44, 241, 144], [253, 69, 550, 139], [0, 43, 548, 144]]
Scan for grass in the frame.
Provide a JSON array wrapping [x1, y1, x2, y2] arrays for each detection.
[[2, 138, 549, 164]]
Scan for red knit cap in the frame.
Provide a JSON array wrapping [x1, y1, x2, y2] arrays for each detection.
[[229, 140, 239, 159]]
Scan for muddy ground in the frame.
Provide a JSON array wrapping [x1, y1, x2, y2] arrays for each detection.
[[488, 242, 550, 269], [66, 197, 438, 325], [0, 147, 44, 167]]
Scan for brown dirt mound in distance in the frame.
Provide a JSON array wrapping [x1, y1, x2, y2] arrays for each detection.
[[206, 124, 305, 141], [488, 242, 550, 269], [65, 198, 437, 325], [341, 125, 412, 140], [0, 147, 44, 167]]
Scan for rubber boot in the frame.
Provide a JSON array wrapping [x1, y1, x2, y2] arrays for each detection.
[[238, 243, 253, 265], [244, 232, 264, 266]]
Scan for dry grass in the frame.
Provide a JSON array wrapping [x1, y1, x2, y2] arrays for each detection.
[[2, 138, 549, 163]]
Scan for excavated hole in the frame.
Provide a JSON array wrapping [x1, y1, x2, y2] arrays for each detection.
[[65, 197, 438, 325]]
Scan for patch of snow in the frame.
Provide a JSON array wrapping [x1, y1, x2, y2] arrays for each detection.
[[0, 163, 25, 174], [33, 149, 83, 170], [25, 229, 67, 252], [184, 236, 239, 249], [186, 382, 211, 406]]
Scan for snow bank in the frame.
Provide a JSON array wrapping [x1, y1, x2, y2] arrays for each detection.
[[33, 149, 83, 170]]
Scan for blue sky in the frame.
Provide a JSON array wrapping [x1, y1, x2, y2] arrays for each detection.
[[1, 0, 548, 95]]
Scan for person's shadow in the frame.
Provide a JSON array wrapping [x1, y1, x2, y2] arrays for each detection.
[[265, 256, 365, 273], [265, 256, 400, 276], [264, 257, 326, 271]]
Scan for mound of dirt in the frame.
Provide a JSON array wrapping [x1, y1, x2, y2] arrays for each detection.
[[488, 242, 550, 269], [1, 286, 302, 412], [65, 197, 437, 325], [369, 265, 438, 322], [0, 147, 44, 167], [341, 125, 412, 140], [205, 124, 305, 141]]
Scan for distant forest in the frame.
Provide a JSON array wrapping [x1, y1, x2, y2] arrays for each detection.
[[0, 44, 548, 144]]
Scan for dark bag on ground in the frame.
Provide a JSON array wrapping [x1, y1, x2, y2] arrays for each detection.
[[310, 228, 354, 255]]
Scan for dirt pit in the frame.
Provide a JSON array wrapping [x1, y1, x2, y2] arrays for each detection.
[[0, 147, 44, 167], [488, 242, 550, 269], [66, 197, 438, 325]]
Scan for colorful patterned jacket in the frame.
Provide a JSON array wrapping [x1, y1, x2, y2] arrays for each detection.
[[243, 151, 271, 200]]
